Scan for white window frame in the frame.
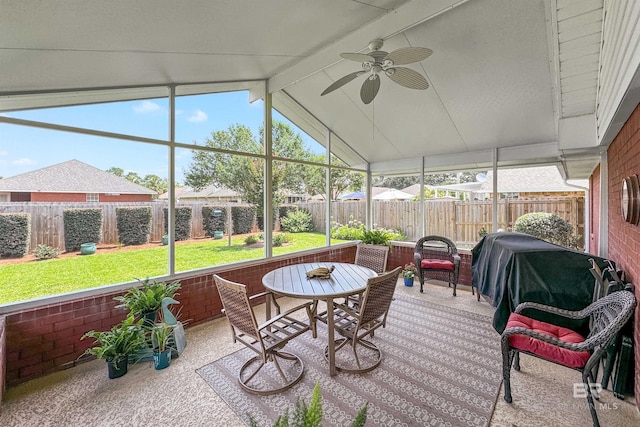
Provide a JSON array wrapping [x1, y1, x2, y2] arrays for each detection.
[[86, 193, 99, 202]]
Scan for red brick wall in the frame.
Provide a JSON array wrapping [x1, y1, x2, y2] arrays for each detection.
[[28, 193, 151, 202], [2, 245, 357, 388], [589, 164, 600, 255], [604, 101, 640, 406]]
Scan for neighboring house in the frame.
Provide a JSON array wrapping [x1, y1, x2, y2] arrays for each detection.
[[158, 185, 242, 203], [0, 159, 156, 202], [413, 166, 586, 200]]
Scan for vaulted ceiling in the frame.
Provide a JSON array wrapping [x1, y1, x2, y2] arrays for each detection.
[[1, 0, 637, 179]]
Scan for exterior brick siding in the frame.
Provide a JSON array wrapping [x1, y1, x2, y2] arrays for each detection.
[[604, 101, 640, 406], [28, 192, 152, 202]]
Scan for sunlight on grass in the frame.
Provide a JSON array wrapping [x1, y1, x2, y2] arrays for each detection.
[[0, 233, 348, 304]]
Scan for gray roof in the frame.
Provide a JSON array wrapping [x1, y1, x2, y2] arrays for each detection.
[[480, 166, 587, 193], [0, 159, 156, 194], [158, 185, 240, 200]]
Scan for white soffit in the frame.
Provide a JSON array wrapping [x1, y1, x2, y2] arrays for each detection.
[[556, 0, 604, 118]]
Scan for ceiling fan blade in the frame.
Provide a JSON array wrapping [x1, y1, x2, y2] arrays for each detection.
[[385, 47, 433, 65], [321, 71, 364, 96], [340, 52, 375, 63], [386, 67, 429, 90], [360, 75, 381, 104]]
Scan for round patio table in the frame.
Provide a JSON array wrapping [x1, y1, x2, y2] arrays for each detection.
[[262, 262, 377, 376]]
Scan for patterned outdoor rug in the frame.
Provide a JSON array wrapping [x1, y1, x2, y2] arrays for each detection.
[[196, 295, 502, 426]]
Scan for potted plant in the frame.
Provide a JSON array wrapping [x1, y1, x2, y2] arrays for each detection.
[[150, 322, 174, 370], [402, 262, 417, 287], [114, 278, 181, 325], [81, 315, 146, 379]]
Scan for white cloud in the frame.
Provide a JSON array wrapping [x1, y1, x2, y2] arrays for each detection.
[[133, 101, 162, 114], [13, 157, 36, 166], [0, 150, 8, 156], [187, 109, 208, 123]]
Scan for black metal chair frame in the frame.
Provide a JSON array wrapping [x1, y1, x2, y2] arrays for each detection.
[[501, 289, 636, 427], [414, 235, 461, 295], [214, 274, 313, 395]]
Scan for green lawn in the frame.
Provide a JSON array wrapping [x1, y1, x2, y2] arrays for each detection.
[[0, 233, 347, 304]]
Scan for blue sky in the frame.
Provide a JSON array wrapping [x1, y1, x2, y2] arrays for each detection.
[[0, 91, 322, 183]]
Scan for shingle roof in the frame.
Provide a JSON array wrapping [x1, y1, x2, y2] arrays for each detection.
[[480, 166, 586, 193], [0, 159, 156, 194]]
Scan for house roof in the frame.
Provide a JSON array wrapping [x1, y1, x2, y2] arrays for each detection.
[[0, 159, 156, 194], [2, 1, 638, 181], [424, 166, 587, 194]]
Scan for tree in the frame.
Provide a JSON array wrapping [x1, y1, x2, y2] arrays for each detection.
[[106, 167, 168, 196], [184, 121, 309, 225], [303, 155, 365, 200]]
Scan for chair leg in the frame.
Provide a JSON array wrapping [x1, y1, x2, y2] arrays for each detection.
[[502, 346, 515, 403], [452, 282, 457, 297], [419, 270, 425, 293], [583, 370, 601, 427], [513, 351, 520, 371]]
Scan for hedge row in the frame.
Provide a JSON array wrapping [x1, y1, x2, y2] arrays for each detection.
[[116, 206, 152, 245], [0, 213, 31, 257], [163, 206, 193, 241], [63, 208, 102, 251], [202, 206, 227, 237]]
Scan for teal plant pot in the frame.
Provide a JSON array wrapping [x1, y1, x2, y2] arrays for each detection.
[[80, 242, 96, 255], [153, 349, 171, 370], [107, 359, 128, 379], [213, 231, 224, 239], [404, 277, 414, 287], [162, 236, 169, 245]]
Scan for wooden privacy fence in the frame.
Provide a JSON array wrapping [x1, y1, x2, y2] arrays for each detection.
[[0, 201, 246, 252], [295, 197, 584, 247], [0, 197, 584, 252]]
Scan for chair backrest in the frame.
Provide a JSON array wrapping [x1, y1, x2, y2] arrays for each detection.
[[355, 244, 389, 273], [585, 289, 636, 347], [358, 266, 402, 325], [415, 235, 457, 261], [213, 274, 261, 342]]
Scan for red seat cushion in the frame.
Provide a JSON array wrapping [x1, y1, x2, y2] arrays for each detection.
[[505, 313, 590, 368], [421, 259, 454, 270]]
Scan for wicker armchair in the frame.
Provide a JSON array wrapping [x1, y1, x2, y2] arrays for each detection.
[[317, 266, 401, 373], [414, 235, 461, 295], [501, 289, 637, 427], [213, 274, 314, 395]]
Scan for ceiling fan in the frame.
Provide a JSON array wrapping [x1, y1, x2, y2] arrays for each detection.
[[321, 39, 432, 104]]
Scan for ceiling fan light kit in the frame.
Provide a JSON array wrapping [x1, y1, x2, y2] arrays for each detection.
[[321, 39, 432, 104]]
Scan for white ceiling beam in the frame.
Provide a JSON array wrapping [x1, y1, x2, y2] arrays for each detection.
[[267, 0, 474, 94]]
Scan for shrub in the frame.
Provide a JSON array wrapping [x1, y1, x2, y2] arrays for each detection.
[[514, 212, 581, 249], [273, 233, 290, 247], [330, 216, 365, 240], [63, 208, 102, 251], [202, 206, 227, 237], [163, 206, 193, 241], [116, 207, 152, 245], [244, 234, 259, 245], [0, 213, 31, 257], [232, 206, 255, 234], [280, 208, 314, 233], [33, 244, 60, 260]]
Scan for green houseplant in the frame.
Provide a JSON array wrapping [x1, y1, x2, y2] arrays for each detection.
[[249, 382, 367, 427], [402, 262, 417, 287], [150, 322, 174, 370], [114, 278, 181, 324], [81, 315, 146, 379]]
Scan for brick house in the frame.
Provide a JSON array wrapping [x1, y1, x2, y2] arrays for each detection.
[[0, 159, 155, 202]]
